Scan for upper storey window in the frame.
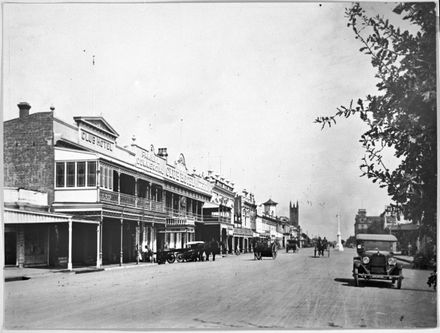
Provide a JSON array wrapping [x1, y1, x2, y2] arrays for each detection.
[[56, 161, 97, 188]]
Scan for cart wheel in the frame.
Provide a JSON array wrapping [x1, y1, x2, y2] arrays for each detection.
[[353, 267, 359, 287], [176, 253, 184, 263]]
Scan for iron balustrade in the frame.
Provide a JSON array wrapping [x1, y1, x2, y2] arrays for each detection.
[[164, 207, 203, 221], [99, 189, 164, 213], [203, 216, 232, 224]]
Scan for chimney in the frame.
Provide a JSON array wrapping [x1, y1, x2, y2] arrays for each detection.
[[18, 102, 31, 118], [158, 148, 168, 159]]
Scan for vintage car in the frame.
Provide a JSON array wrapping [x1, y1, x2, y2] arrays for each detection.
[[155, 249, 176, 265], [286, 239, 298, 253], [252, 237, 277, 260], [353, 233, 403, 288], [176, 241, 205, 263]]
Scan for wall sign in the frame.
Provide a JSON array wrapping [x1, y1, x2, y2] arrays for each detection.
[[80, 129, 114, 153]]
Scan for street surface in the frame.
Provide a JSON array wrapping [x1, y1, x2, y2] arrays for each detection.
[[4, 247, 437, 329]]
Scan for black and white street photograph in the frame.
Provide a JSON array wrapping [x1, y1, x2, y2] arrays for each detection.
[[2, 1, 437, 331]]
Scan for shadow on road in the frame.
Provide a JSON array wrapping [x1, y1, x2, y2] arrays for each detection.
[[334, 278, 435, 292], [334, 278, 392, 288]]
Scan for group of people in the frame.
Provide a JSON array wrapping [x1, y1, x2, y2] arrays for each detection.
[[316, 236, 329, 256]]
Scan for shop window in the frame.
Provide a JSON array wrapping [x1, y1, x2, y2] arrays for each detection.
[[66, 162, 75, 187], [56, 162, 65, 187], [77, 162, 86, 187]]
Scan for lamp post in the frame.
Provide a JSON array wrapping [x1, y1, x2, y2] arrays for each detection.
[[336, 213, 344, 252]]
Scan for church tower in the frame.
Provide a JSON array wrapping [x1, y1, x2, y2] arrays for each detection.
[[289, 201, 299, 227]]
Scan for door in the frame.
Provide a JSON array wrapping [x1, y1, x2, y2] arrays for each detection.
[[5, 232, 17, 266]]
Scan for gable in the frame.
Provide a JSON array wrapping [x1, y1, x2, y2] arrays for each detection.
[[73, 116, 119, 139]]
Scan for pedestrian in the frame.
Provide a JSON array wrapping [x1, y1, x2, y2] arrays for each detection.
[[408, 243, 413, 256], [143, 244, 152, 262], [210, 238, 219, 261], [136, 244, 142, 264]]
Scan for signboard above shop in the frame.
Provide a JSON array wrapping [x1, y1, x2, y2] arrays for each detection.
[[74, 116, 119, 155], [133, 145, 212, 195]]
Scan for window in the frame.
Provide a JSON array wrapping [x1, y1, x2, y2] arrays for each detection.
[[56, 163, 65, 187], [77, 162, 86, 187], [66, 162, 75, 187], [100, 165, 114, 190], [87, 161, 96, 186], [55, 161, 98, 188]]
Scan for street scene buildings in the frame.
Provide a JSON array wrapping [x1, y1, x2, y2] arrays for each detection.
[[2, 2, 437, 330], [4, 103, 301, 269]]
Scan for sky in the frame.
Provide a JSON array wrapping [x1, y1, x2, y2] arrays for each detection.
[[3, 1, 411, 240]]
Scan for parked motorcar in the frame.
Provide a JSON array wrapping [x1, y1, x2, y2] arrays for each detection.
[[353, 233, 403, 288], [176, 241, 205, 263]]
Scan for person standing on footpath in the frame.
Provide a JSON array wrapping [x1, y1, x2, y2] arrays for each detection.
[[210, 238, 219, 261]]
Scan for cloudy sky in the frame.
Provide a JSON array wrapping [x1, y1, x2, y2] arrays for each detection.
[[3, 1, 409, 240]]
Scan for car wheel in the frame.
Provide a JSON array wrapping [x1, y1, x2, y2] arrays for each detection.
[[166, 253, 176, 264], [353, 267, 359, 287], [176, 254, 184, 263]]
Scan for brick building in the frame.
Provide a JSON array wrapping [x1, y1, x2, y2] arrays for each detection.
[[4, 102, 212, 268]]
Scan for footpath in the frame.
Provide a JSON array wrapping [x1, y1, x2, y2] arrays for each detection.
[[3, 261, 157, 281], [4, 254, 229, 281]]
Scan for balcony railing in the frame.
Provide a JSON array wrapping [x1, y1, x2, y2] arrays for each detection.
[[164, 207, 203, 222], [100, 189, 164, 213], [203, 216, 232, 224]]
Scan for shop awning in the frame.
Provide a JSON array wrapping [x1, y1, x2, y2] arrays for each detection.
[[233, 228, 254, 237], [203, 202, 220, 209], [4, 208, 99, 225]]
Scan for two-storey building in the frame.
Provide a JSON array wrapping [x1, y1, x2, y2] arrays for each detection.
[[233, 189, 257, 252], [4, 102, 211, 268], [201, 171, 235, 254]]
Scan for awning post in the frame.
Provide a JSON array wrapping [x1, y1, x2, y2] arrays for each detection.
[[68, 219, 73, 271]]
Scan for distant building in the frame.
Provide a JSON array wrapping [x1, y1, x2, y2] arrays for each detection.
[[354, 209, 383, 235], [289, 201, 299, 227]]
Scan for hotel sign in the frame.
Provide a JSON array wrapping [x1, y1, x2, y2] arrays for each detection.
[[134, 146, 165, 177], [133, 146, 211, 194], [80, 129, 114, 153]]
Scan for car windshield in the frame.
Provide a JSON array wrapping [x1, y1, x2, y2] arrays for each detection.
[[360, 240, 395, 252]]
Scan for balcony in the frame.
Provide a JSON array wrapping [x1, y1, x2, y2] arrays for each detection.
[[203, 216, 232, 224], [164, 207, 203, 222], [100, 189, 164, 213]]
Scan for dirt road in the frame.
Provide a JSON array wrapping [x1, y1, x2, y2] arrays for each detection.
[[3, 247, 437, 329]]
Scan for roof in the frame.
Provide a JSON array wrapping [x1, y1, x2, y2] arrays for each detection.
[[390, 223, 419, 231], [263, 198, 278, 206], [73, 116, 119, 138], [356, 233, 397, 242], [4, 208, 99, 225]]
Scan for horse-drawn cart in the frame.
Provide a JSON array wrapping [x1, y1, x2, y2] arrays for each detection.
[[314, 242, 330, 258], [253, 237, 277, 260]]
